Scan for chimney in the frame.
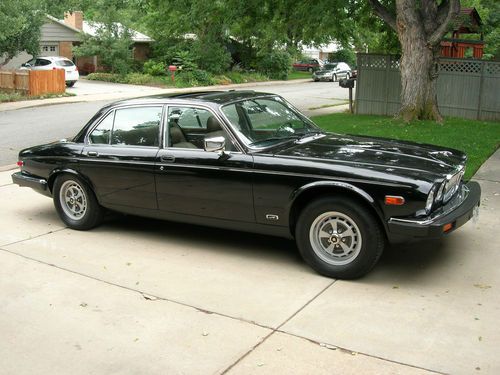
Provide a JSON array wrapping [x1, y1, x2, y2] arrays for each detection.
[[64, 11, 83, 31]]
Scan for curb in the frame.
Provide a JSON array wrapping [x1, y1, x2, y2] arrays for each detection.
[[0, 164, 16, 172], [0, 78, 312, 112]]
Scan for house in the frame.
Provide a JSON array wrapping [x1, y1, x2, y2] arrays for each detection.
[[301, 42, 342, 62], [1, 11, 153, 72]]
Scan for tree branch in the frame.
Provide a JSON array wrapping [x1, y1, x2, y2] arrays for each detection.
[[428, 0, 460, 46], [367, 0, 397, 31]]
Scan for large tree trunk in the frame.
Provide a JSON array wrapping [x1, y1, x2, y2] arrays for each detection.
[[397, 0, 441, 121], [368, 0, 461, 122]]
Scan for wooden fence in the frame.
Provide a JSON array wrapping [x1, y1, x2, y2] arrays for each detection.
[[0, 69, 65, 96], [355, 53, 500, 121]]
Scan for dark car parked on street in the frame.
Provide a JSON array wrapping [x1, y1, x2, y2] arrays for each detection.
[[12, 91, 481, 279]]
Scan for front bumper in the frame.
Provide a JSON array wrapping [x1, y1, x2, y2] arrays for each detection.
[[11, 172, 51, 197], [387, 181, 481, 241]]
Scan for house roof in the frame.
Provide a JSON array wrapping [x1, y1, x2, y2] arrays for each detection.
[[82, 21, 153, 43], [44, 14, 153, 43]]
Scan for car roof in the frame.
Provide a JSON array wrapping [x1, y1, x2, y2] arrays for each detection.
[[108, 90, 276, 107], [36, 56, 72, 61]]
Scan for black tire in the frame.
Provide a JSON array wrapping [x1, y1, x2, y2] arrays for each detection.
[[295, 197, 385, 279], [66, 81, 76, 87], [53, 174, 103, 230], [332, 74, 337, 82]]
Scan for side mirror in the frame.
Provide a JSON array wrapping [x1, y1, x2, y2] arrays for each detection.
[[204, 136, 225, 152]]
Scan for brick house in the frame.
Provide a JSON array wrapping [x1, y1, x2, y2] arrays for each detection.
[[1, 11, 153, 72]]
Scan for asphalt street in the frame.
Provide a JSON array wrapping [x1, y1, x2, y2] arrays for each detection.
[[0, 80, 350, 167]]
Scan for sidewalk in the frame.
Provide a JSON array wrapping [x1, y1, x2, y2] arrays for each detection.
[[0, 78, 311, 112], [0, 149, 498, 374]]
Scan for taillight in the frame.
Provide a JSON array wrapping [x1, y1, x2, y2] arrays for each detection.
[[17, 161, 24, 168]]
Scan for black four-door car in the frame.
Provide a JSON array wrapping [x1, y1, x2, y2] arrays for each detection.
[[12, 91, 481, 279]]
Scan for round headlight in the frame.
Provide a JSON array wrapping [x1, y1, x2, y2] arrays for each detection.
[[425, 186, 436, 214]]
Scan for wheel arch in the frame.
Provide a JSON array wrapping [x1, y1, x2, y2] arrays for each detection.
[[48, 168, 95, 195], [288, 181, 386, 237]]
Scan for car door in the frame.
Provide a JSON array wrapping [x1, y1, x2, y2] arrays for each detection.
[[79, 105, 163, 210], [155, 105, 255, 222]]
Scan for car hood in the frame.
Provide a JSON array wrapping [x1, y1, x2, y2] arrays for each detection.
[[273, 133, 466, 181]]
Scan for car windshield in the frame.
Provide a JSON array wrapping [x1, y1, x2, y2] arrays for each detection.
[[324, 64, 337, 70], [221, 96, 322, 148]]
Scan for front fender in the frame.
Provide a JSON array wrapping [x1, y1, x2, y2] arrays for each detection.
[[288, 180, 386, 231]]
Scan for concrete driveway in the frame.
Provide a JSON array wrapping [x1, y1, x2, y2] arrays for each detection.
[[0, 151, 499, 374]]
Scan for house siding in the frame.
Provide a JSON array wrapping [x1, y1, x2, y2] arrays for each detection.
[[40, 20, 80, 42]]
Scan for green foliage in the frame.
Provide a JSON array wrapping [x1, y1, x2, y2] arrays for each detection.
[[257, 50, 292, 80], [177, 69, 215, 86], [332, 48, 356, 66], [143, 60, 166, 76], [73, 22, 133, 75], [0, 0, 47, 66]]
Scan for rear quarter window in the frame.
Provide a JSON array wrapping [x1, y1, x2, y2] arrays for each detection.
[[55, 60, 75, 67]]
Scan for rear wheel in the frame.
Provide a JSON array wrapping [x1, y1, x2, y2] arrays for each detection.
[[66, 81, 76, 87], [53, 174, 103, 230], [295, 197, 385, 279]]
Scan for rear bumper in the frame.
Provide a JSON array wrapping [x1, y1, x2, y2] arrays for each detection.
[[387, 181, 481, 241], [11, 172, 51, 197]]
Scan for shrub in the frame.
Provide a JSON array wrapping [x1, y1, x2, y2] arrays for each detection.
[[177, 69, 215, 86], [143, 60, 166, 76], [257, 50, 292, 80]]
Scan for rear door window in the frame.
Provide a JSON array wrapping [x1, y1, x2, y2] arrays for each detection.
[[111, 106, 162, 147]]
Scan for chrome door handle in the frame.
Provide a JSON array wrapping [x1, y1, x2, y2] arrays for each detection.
[[87, 151, 99, 157], [160, 155, 175, 163]]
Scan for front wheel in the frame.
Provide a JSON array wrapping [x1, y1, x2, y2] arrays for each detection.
[[295, 197, 385, 279], [53, 174, 103, 230]]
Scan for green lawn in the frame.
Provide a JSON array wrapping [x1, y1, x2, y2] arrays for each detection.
[[310, 113, 500, 180], [288, 70, 313, 80]]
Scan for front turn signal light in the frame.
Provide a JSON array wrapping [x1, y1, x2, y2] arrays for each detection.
[[443, 223, 453, 233], [385, 195, 405, 205]]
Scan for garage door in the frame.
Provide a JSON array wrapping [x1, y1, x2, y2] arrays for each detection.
[[40, 44, 59, 57]]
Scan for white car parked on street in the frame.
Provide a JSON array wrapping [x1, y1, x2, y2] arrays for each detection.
[[21, 56, 79, 87]]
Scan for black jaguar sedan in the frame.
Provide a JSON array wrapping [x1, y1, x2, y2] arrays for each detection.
[[12, 91, 481, 279]]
